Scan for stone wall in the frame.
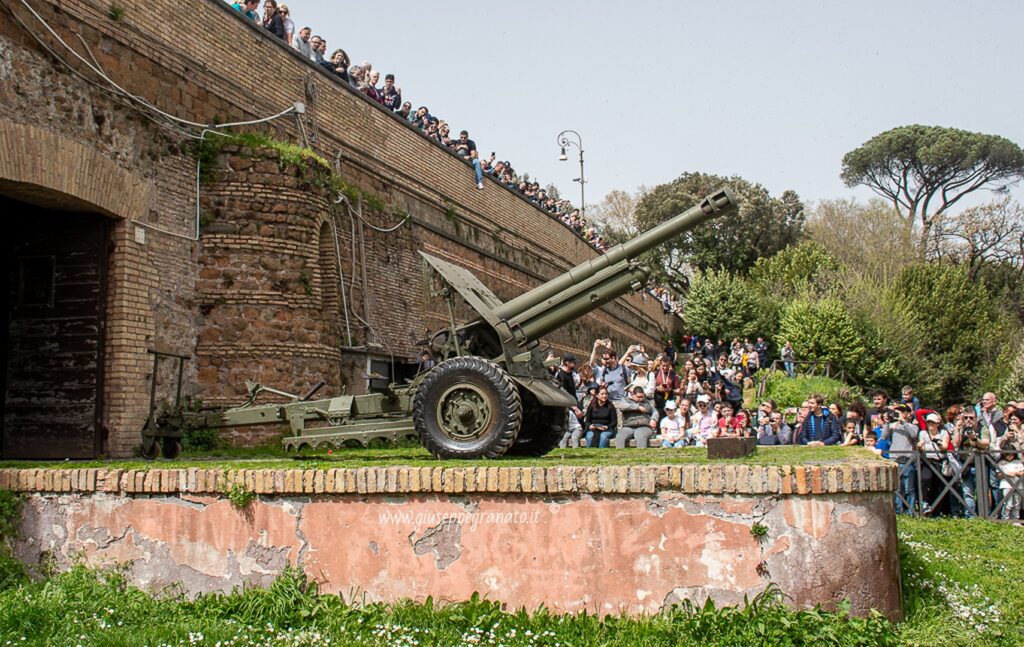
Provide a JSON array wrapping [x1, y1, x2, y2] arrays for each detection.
[[2, 461, 902, 618], [1, 0, 674, 456]]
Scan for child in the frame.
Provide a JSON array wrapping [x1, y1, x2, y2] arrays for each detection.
[[999, 449, 1024, 521], [660, 401, 687, 448], [840, 419, 862, 446], [865, 430, 890, 459]]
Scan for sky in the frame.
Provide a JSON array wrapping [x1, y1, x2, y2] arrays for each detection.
[[281, 0, 1024, 211]]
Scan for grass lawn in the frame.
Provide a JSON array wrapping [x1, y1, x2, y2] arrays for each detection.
[[0, 444, 881, 472], [0, 485, 1022, 646]]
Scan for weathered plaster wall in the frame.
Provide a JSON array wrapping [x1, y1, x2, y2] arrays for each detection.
[[3, 462, 902, 618]]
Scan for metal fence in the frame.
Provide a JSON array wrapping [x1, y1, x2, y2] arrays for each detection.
[[888, 448, 1024, 521]]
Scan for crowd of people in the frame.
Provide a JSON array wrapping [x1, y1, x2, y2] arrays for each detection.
[[549, 335, 1023, 520], [226, 1, 684, 314]]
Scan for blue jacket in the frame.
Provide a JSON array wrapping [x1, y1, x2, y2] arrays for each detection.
[[798, 409, 843, 445]]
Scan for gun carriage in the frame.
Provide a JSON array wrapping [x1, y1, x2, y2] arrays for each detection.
[[142, 188, 738, 460]]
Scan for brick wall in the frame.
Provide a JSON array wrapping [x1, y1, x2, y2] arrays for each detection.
[[0, 0, 676, 455]]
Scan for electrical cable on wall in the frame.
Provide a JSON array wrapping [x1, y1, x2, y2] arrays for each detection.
[[7, 0, 304, 241]]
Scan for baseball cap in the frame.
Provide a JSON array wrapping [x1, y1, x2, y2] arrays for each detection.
[[696, 394, 711, 404], [925, 413, 941, 423], [664, 401, 678, 410]]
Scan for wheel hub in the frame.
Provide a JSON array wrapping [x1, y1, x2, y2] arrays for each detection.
[[436, 384, 492, 440]]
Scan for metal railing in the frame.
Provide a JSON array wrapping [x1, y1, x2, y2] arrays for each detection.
[[888, 448, 1024, 521]]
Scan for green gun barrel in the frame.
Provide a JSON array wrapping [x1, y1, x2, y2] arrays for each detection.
[[492, 187, 737, 324]]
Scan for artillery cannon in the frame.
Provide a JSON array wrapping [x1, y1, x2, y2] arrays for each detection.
[[141, 188, 737, 460]]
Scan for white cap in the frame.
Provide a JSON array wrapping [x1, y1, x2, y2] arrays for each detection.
[[925, 413, 941, 423], [664, 400, 677, 410], [696, 394, 711, 404]]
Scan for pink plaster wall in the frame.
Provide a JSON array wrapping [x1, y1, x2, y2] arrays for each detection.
[[14, 490, 900, 618]]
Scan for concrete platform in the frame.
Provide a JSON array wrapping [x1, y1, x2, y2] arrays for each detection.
[[1, 461, 901, 618]]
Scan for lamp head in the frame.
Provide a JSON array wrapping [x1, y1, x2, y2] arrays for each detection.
[[558, 147, 567, 161]]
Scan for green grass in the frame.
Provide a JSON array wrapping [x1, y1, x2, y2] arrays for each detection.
[[896, 517, 1024, 646], [0, 445, 880, 472], [0, 518, 1020, 645]]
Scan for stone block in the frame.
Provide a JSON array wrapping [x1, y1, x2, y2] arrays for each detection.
[[706, 436, 757, 459]]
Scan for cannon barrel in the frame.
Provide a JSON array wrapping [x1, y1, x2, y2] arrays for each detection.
[[505, 261, 649, 343], [492, 187, 737, 323]]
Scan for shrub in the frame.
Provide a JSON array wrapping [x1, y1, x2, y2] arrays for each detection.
[[760, 373, 860, 410]]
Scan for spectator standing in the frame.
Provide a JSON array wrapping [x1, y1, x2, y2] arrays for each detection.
[[886, 405, 921, 514], [918, 413, 950, 515], [663, 340, 676, 365], [262, 1, 285, 39], [380, 74, 402, 111], [652, 356, 679, 415], [781, 341, 796, 378], [755, 337, 769, 370], [977, 392, 1003, 434], [702, 338, 716, 362], [556, 353, 584, 449], [293, 26, 313, 59], [866, 390, 889, 423], [452, 130, 486, 189], [595, 350, 631, 402], [951, 408, 988, 517], [583, 386, 617, 448], [615, 385, 658, 449], [278, 4, 295, 45], [998, 411, 1024, 519], [798, 394, 842, 446]]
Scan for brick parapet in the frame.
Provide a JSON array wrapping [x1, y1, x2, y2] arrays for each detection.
[[0, 461, 897, 497]]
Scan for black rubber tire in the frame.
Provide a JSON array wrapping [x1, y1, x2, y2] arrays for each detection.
[[505, 392, 567, 457], [140, 437, 160, 460], [161, 438, 182, 460], [413, 356, 521, 459]]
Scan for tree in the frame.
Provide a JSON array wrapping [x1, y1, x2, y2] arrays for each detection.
[[588, 186, 648, 241], [777, 298, 867, 374], [840, 125, 1024, 253], [681, 269, 776, 342], [748, 241, 840, 300], [634, 173, 804, 294], [883, 262, 1009, 405], [807, 198, 915, 285], [930, 196, 1024, 281]]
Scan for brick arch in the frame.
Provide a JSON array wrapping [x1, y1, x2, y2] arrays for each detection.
[[0, 120, 152, 218]]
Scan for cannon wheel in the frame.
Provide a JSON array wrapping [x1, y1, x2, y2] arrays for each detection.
[[413, 357, 521, 459], [504, 392, 566, 457], [140, 436, 160, 460], [162, 438, 182, 459]]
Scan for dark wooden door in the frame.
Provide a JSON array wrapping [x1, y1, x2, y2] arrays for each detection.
[[2, 199, 108, 458]]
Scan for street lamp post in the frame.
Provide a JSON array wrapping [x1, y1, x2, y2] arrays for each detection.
[[556, 130, 585, 218]]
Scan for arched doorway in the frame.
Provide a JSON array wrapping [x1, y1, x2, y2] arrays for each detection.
[[1, 196, 109, 458]]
